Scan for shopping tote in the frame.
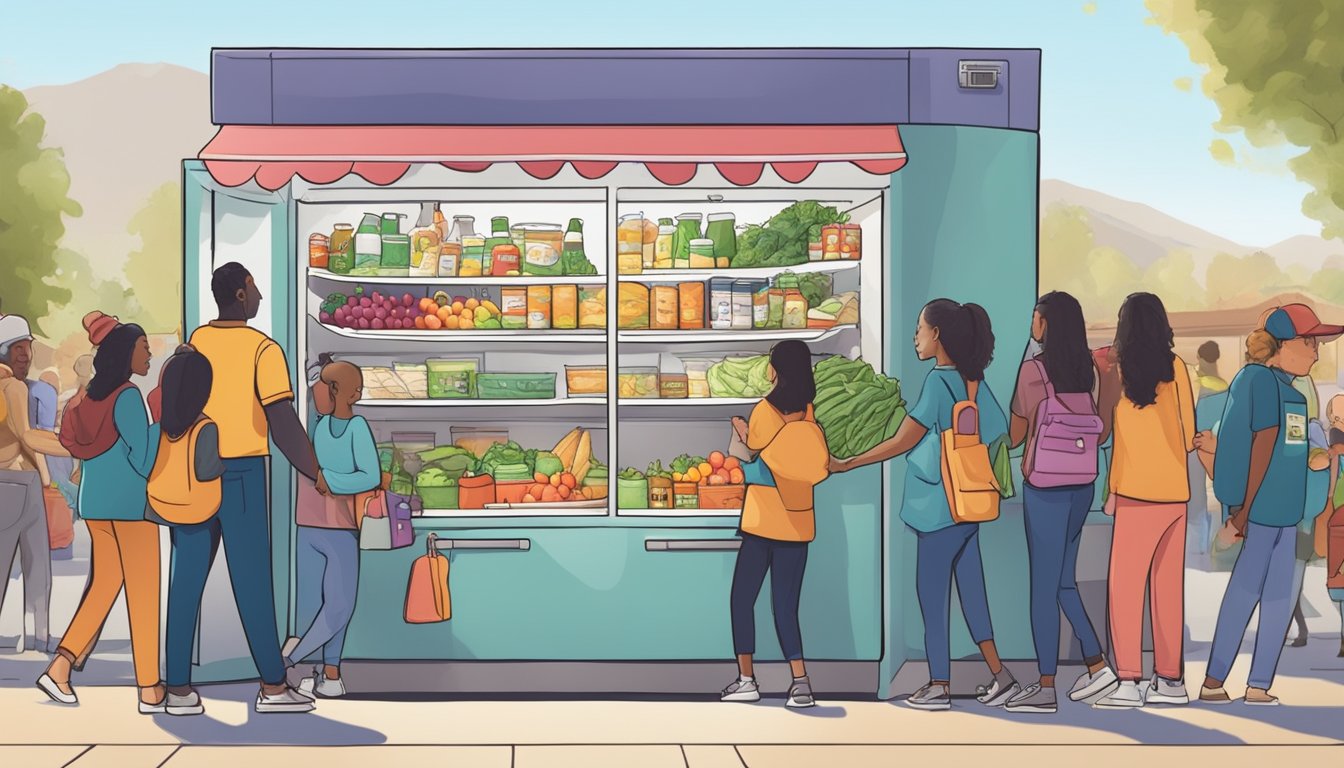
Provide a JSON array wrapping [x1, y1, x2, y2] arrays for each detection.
[[404, 532, 451, 623]]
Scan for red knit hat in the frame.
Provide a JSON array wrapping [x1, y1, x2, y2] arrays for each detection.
[[82, 311, 120, 345]]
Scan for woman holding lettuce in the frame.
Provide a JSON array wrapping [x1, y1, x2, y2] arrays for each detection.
[[719, 340, 830, 709]]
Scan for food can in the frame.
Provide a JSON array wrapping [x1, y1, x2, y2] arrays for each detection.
[[678, 281, 705, 329], [651, 285, 679, 330], [501, 287, 528, 330], [527, 286, 552, 329], [552, 285, 578, 329]]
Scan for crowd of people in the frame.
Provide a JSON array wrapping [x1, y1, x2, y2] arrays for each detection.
[[3, 276, 1344, 716]]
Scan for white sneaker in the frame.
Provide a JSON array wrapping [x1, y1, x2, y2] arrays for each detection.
[[302, 672, 347, 699], [1146, 675, 1189, 706], [166, 690, 204, 717], [255, 686, 316, 714], [1094, 680, 1145, 709], [720, 677, 761, 703], [1068, 666, 1119, 702], [976, 675, 1021, 708], [35, 674, 77, 705]]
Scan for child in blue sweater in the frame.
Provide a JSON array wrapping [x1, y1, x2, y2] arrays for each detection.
[[283, 357, 380, 698]]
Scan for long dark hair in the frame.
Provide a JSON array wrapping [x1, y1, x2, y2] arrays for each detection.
[[765, 340, 816, 415], [160, 348, 213, 440], [923, 299, 995, 382], [1113, 292, 1175, 408], [87, 323, 145, 401], [1036, 291, 1095, 394]]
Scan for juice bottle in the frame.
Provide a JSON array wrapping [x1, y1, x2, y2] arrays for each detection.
[[484, 216, 510, 275], [654, 218, 675, 270], [328, 224, 354, 274]]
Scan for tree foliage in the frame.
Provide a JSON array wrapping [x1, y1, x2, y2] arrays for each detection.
[[1149, 0, 1344, 240], [123, 182, 182, 334], [0, 85, 81, 335], [40, 248, 141, 347]]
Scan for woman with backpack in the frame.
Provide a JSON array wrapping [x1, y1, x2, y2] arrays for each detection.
[[37, 312, 163, 712], [1095, 293, 1196, 710], [832, 299, 1016, 711], [1003, 292, 1114, 714]]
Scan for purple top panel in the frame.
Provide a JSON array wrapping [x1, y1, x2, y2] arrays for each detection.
[[211, 49, 1040, 131]]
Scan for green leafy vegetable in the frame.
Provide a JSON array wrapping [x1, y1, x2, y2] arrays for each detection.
[[733, 201, 850, 268], [562, 249, 599, 276], [798, 272, 833, 310], [812, 355, 906, 459], [416, 467, 461, 488], [480, 441, 528, 474], [707, 355, 773, 398], [646, 460, 672, 479], [321, 292, 348, 315], [619, 467, 646, 480]]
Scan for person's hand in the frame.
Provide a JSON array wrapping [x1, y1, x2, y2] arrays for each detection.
[[1214, 519, 1239, 550], [1193, 430, 1217, 455], [1228, 507, 1249, 537], [731, 416, 749, 444], [315, 471, 331, 497], [1103, 493, 1117, 517]]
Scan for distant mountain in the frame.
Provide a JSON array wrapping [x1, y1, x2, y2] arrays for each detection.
[[1041, 179, 1341, 277], [22, 63, 213, 278]]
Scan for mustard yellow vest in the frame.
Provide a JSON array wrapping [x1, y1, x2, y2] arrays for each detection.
[[148, 418, 222, 525]]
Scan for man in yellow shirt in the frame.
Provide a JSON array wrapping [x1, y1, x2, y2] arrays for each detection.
[[163, 262, 325, 717]]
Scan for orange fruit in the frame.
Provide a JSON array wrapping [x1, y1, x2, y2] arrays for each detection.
[[685, 468, 701, 483], [729, 468, 744, 485], [451, 301, 465, 315], [414, 315, 427, 330], [708, 451, 725, 470], [560, 472, 577, 489], [465, 298, 480, 311], [697, 462, 713, 478], [522, 493, 537, 504], [423, 314, 442, 330], [672, 472, 683, 482], [550, 473, 562, 487], [724, 456, 741, 471], [534, 472, 550, 484], [530, 483, 546, 499], [444, 315, 460, 330], [458, 315, 475, 330], [556, 484, 572, 499]]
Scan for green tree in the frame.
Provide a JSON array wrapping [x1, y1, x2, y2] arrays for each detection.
[[0, 85, 80, 335], [123, 182, 182, 334], [1204, 251, 1290, 307], [40, 248, 141, 347], [1149, 0, 1344, 240], [1144, 250, 1204, 311]]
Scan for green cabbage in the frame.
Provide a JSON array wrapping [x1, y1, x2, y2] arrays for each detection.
[[707, 355, 772, 398]]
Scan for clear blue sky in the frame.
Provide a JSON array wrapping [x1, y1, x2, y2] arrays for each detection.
[[1, 0, 1318, 247]]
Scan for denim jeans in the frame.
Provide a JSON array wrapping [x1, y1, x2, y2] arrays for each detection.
[[165, 457, 286, 687], [1023, 483, 1104, 677], [916, 523, 995, 683], [1206, 522, 1297, 689], [730, 532, 808, 661], [290, 527, 359, 667]]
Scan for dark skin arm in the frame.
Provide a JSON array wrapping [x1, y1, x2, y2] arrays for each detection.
[[263, 398, 324, 489], [831, 417, 929, 473], [1095, 357, 1121, 446], [1009, 413, 1028, 449], [1227, 427, 1276, 535]]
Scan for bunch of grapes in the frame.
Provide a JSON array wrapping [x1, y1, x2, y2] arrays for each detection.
[[320, 291, 422, 331]]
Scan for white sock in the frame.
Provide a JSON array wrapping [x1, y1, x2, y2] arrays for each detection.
[[739, 675, 754, 683]]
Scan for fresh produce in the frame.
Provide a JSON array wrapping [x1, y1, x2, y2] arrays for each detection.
[[733, 201, 851, 268], [321, 289, 354, 316], [552, 427, 595, 483], [706, 355, 773, 398], [798, 272, 833, 310], [646, 460, 672, 479], [323, 287, 428, 331], [479, 441, 529, 476], [416, 466, 462, 488], [523, 470, 580, 504], [618, 467, 646, 481], [812, 355, 906, 459], [562, 248, 598, 276], [417, 293, 503, 331]]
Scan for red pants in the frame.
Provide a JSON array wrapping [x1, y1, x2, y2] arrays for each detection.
[[1107, 497, 1186, 682]]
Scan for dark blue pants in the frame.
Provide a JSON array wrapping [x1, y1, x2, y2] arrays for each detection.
[[165, 457, 286, 687], [730, 532, 808, 661], [916, 523, 995, 683], [1023, 483, 1104, 677]]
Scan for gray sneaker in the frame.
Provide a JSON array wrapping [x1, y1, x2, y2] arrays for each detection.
[[1005, 683, 1057, 714], [904, 682, 951, 711], [166, 690, 204, 717], [787, 677, 815, 709], [255, 686, 316, 714], [976, 674, 1021, 708], [720, 677, 761, 703], [1146, 675, 1189, 706], [1068, 666, 1119, 702]]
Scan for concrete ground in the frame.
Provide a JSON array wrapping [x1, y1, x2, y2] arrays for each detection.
[[3, 525, 1344, 766]]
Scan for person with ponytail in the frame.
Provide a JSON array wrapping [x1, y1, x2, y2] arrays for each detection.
[[38, 312, 163, 712], [1002, 292, 1114, 713], [1096, 292, 1196, 710], [833, 299, 1016, 711]]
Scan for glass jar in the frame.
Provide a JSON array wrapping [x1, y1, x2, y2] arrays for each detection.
[[490, 243, 521, 276], [520, 224, 564, 277], [709, 278, 734, 330], [782, 288, 808, 329], [642, 218, 658, 270], [706, 213, 736, 269], [617, 214, 644, 275], [688, 238, 716, 270], [460, 233, 486, 276], [409, 222, 442, 276], [655, 218, 675, 270], [308, 233, 330, 270], [328, 224, 354, 274], [527, 285, 552, 329]]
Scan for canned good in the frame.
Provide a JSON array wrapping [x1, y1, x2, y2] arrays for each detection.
[[527, 286, 552, 329]]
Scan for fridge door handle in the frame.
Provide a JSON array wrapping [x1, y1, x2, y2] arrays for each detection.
[[645, 538, 742, 552], [431, 538, 531, 552]]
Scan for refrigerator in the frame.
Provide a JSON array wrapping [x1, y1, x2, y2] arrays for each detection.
[[181, 47, 1041, 697]]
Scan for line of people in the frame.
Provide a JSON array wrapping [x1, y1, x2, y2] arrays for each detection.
[[26, 262, 378, 715]]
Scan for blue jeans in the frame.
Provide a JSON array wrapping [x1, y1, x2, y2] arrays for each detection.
[[290, 527, 359, 667], [1023, 483, 1104, 677], [165, 457, 286, 687], [916, 523, 995, 683], [730, 532, 808, 661], [1206, 522, 1297, 689]]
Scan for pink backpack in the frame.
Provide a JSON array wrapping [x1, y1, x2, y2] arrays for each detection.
[[1026, 359, 1103, 489]]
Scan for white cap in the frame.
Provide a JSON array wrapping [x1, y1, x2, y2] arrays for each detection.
[[0, 314, 32, 347]]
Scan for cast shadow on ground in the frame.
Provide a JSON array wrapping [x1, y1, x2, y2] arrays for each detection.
[[151, 684, 388, 746]]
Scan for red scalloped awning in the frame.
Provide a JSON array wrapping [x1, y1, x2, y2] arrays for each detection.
[[198, 125, 907, 190]]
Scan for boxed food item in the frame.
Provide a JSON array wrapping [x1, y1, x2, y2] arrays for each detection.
[[618, 283, 650, 329], [579, 286, 607, 329], [698, 484, 746, 510], [673, 481, 700, 509], [659, 373, 688, 399], [477, 372, 558, 400], [361, 366, 411, 399], [416, 482, 459, 510], [427, 358, 478, 399], [393, 362, 428, 399], [565, 365, 607, 396], [617, 367, 659, 399], [582, 465, 609, 500], [552, 285, 578, 329], [458, 474, 496, 510], [651, 285, 678, 330]]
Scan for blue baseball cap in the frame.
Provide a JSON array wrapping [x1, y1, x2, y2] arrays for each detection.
[[1264, 304, 1343, 342]]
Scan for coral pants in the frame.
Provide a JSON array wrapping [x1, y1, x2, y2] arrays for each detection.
[[58, 519, 161, 687], [1107, 498, 1186, 682]]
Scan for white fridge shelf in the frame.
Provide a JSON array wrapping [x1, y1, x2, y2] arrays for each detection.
[[319, 324, 606, 343], [617, 508, 742, 517], [309, 269, 606, 286], [358, 397, 606, 409], [617, 398, 757, 408], [420, 507, 611, 518], [618, 325, 855, 344], [615, 260, 860, 283]]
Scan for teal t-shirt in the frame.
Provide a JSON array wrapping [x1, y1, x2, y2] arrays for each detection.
[[1212, 365, 1309, 528], [78, 387, 156, 521], [901, 366, 1008, 533]]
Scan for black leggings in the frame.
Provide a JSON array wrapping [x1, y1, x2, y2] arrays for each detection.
[[730, 532, 809, 661]]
